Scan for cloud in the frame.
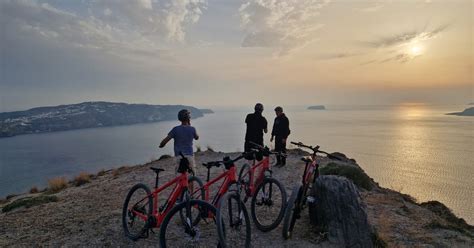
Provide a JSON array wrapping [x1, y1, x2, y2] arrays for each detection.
[[354, 0, 433, 13], [0, 0, 207, 61], [366, 25, 449, 48], [317, 52, 365, 60], [355, 3, 384, 12], [239, 0, 330, 55]]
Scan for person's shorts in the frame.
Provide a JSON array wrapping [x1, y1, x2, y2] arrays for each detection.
[[175, 155, 196, 174]]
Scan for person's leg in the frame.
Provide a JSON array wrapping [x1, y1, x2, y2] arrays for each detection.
[[275, 136, 282, 166], [186, 155, 196, 194], [281, 139, 287, 166]]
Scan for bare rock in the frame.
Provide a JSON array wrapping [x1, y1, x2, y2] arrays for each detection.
[[310, 175, 374, 247]]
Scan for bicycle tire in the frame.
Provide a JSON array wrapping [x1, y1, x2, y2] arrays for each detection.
[[160, 199, 219, 247], [122, 183, 153, 241], [282, 184, 302, 240], [179, 176, 205, 225], [250, 177, 287, 232], [238, 164, 251, 202], [217, 191, 251, 248]]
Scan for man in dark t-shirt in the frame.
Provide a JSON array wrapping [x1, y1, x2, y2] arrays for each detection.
[[244, 103, 268, 152]]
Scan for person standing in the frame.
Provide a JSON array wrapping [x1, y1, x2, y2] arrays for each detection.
[[244, 103, 268, 153], [159, 109, 199, 173], [271, 106, 290, 167]]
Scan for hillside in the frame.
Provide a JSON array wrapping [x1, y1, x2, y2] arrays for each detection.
[[0, 150, 472, 247], [447, 107, 474, 116], [0, 102, 204, 138]]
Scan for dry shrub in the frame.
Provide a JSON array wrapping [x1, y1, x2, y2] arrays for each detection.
[[97, 169, 106, 177], [113, 165, 131, 178], [73, 172, 91, 186], [29, 186, 39, 194], [48, 177, 68, 193]]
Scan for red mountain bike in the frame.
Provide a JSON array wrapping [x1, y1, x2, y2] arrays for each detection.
[[282, 142, 341, 239], [122, 153, 218, 247], [191, 153, 252, 248], [238, 141, 287, 232]]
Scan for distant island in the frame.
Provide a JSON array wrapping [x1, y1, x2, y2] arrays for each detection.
[[447, 107, 474, 116], [307, 105, 326, 110], [0, 102, 205, 138], [199, 109, 214, 114]]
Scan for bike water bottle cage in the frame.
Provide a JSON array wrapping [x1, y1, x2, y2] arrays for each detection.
[[301, 156, 313, 163], [223, 156, 234, 170], [255, 150, 264, 161]]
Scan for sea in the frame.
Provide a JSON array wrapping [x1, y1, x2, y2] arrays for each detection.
[[0, 104, 472, 224]]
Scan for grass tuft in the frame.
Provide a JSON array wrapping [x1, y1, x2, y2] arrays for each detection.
[[159, 154, 172, 160], [29, 186, 39, 194], [6, 194, 17, 200], [206, 145, 214, 152], [47, 177, 68, 193], [97, 169, 106, 177], [320, 163, 374, 190], [73, 172, 91, 187], [1, 195, 58, 213]]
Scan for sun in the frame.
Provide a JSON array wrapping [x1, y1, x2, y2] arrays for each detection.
[[410, 45, 423, 56]]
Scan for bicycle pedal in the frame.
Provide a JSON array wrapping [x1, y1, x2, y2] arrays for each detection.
[[140, 229, 149, 239]]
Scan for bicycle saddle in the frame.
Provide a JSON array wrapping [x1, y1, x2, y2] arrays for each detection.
[[150, 167, 165, 173]]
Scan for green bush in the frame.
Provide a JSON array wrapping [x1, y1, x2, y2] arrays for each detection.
[[2, 195, 58, 213], [320, 163, 374, 190]]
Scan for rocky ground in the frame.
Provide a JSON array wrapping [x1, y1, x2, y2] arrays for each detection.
[[0, 149, 472, 247]]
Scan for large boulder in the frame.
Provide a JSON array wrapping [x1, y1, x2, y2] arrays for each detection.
[[310, 175, 374, 247]]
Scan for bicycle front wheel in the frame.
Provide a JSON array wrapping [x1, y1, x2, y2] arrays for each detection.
[[122, 183, 153, 241], [282, 184, 302, 240], [238, 164, 251, 202], [217, 191, 251, 248], [250, 177, 287, 232], [160, 199, 219, 247]]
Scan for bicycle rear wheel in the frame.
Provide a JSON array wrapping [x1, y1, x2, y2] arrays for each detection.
[[282, 184, 302, 240], [217, 191, 251, 248], [250, 177, 287, 232], [122, 183, 153, 241], [160, 199, 219, 247]]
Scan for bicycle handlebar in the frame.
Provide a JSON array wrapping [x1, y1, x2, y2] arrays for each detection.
[[202, 153, 247, 168], [291, 141, 342, 160], [248, 141, 287, 157]]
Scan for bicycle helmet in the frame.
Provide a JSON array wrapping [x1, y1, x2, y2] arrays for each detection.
[[178, 109, 190, 122]]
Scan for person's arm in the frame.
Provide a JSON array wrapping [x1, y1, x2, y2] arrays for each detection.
[[263, 117, 268, 134], [159, 135, 172, 148], [270, 118, 276, 142], [193, 127, 199, 140], [282, 117, 290, 142]]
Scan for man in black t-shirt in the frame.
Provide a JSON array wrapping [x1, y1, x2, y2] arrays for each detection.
[[244, 103, 268, 152], [271, 106, 290, 166]]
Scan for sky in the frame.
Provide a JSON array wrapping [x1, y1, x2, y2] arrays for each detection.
[[0, 0, 472, 111]]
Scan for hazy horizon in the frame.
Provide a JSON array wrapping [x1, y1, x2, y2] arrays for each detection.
[[1, 0, 473, 112]]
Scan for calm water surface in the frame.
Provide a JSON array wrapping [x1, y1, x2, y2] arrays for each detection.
[[0, 105, 472, 223]]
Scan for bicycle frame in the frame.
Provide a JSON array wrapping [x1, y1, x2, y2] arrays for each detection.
[[244, 156, 271, 197], [192, 165, 238, 207], [131, 171, 189, 228], [302, 154, 319, 186]]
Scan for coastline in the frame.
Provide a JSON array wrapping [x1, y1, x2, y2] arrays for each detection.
[[1, 149, 472, 246]]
